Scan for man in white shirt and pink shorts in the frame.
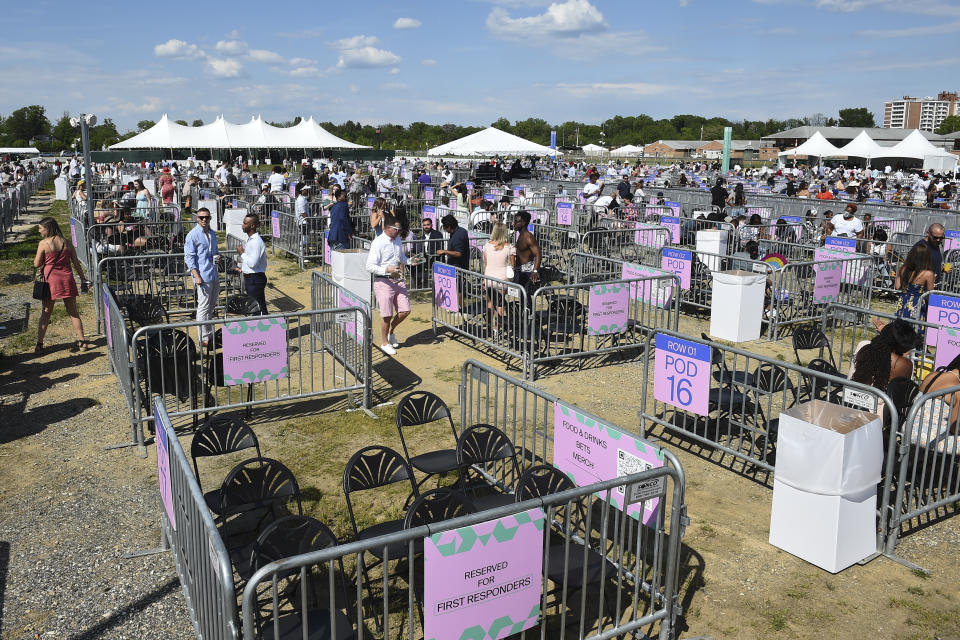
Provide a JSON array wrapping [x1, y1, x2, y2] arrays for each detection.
[[364, 211, 410, 355]]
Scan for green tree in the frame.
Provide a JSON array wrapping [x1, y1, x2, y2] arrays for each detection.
[[490, 117, 512, 133], [191, 119, 204, 127], [89, 118, 120, 150], [936, 115, 960, 135], [136, 119, 156, 132], [52, 113, 79, 147], [4, 105, 50, 142], [837, 107, 875, 128], [174, 119, 189, 126]]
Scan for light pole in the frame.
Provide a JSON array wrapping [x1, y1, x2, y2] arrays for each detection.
[[70, 113, 97, 226]]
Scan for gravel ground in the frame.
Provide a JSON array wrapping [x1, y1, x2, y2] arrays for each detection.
[[0, 190, 194, 640]]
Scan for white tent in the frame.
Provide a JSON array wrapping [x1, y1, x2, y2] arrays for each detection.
[[874, 130, 958, 170], [427, 127, 560, 157], [834, 130, 886, 159], [778, 131, 842, 158], [610, 144, 644, 157], [581, 143, 607, 155], [110, 114, 369, 149], [0, 147, 40, 155]]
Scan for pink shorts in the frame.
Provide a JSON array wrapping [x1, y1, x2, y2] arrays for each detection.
[[373, 278, 410, 317]]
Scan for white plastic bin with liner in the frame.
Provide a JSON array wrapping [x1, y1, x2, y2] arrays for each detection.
[[709, 270, 765, 342], [696, 228, 728, 271], [332, 249, 371, 304], [769, 400, 883, 573], [222, 208, 248, 240], [54, 178, 68, 201]]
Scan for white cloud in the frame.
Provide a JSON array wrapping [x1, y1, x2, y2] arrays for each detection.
[[421, 58, 437, 65], [859, 20, 960, 37], [215, 39, 248, 55], [199, 104, 221, 112], [154, 39, 205, 59], [289, 57, 316, 66], [206, 57, 243, 78], [248, 49, 286, 64], [389, 67, 400, 74], [486, 0, 606, 39], [289, 66, 325, 77], [393, 17, 422, 29], [114, 96, 165, 114], [552, 81, 669, 96], [349, 84, 360, 94], [226, 30, 241, 39], [330, 35, 380, 50], [335, 47, 401, 68]]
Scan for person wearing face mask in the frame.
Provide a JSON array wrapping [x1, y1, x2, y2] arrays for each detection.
[[829, 203, 864, 239]]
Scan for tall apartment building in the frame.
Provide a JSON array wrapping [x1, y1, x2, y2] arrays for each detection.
[[883, 91, 959, 132]]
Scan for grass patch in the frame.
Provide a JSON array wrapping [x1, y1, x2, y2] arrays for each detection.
[[698, 522, 717, 538], [906, 586, 924, 596], [434, 366, 461, 384], [911, 568, 930, 580]]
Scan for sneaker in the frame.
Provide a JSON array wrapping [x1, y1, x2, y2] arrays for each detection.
[[387, 333, 399, 347], [380, 343, 397, 355]]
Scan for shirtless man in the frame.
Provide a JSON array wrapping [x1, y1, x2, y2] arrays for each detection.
[[511, 210, 541, 291]]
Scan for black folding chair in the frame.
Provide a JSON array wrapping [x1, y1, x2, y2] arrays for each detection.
[[792, 324, 836, 368], [249, 515, 356, 640], [190, 414, 261, 514], [394, 392, 460, 496], [456, 424, 522, 511]]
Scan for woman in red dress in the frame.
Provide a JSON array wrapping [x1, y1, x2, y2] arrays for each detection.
[[158, 166, 176, 205], [33, 217, 90, 353]]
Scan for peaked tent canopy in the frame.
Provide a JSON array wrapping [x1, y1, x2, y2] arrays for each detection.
[[875, 130, 958, 171], [110, 114, 369, 150], [834, 131, 886, 159], [581, 143, 608, 153], [778, 131, 842, 158], [610, 144, 644, 157], [427, 127, 560, 157]]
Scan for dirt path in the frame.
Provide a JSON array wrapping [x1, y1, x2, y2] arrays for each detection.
[[1, 188, 958, 639]]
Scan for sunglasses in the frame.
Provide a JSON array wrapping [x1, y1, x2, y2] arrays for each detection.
[[197, 216, 211, 221]]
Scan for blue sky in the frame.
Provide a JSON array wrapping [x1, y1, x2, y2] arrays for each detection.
[[3, 0, 959, 132]]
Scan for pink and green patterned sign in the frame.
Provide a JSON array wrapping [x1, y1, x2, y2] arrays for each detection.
[[337, 289, 366, 343], [424, 509, 545, 640], [587, 283, 629, 335], [552, 401, 665, 524], [813, 248, 843, 303], [621, 262, 672, 308], [222, 318, 288, 386]]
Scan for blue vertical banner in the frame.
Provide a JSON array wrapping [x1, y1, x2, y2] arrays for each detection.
[[721, 127, 732, 174], [550, 130, 557, 150]]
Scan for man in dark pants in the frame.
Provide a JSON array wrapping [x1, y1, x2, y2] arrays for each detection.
[[916, 223, 945, 284], [236, 213, 268, 314], [437, 214, 471, 271], [710, 178, 728, 209]]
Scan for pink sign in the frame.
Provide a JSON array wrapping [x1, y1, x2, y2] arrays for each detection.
[[153, 399, 176, 531], [621, 263, 673, 308], [654, 333, 710, 417], [557, 202, 573, 226], [324, 232, 331, 265], [367, 196, 376, 209], [271, 210, 280, 237], [661, 248, 692, 289], [424, 186, 434, 202], [936, 327, 960, 369], [221, 318, 289, 386], [70, 219, 77, 247], [552, 401, 665, 524], [926, 294, 960, 350], [660, 217, 680, 244], [824, 236, 856, 253], [649, 196, 657, 205], [813, 247, 843, 304], [423, 205, 436, 225], [433, 262, 458, 312], [945, 230, 960, 252], [587, 283, 629, 335], [634, 223, 665, 248], [423, 509, 545, 640], [337, 289, 365, 343]]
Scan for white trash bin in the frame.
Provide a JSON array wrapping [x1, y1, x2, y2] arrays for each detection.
[[769, 400, 883, 573], [709, 270, 765, 342]]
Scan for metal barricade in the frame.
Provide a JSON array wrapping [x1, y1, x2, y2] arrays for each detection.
[[767, 252, 874, 341], [432, 265, 531, 375], [100, 285, 140, 448], [884, 385, 960, 554], [658, 246, 774, 315], [819, 303, 939, 384], [582, 227, 672, 266], [87, 219, 188, 256], [348, 234, 481, 293], [131, 307, 373, 444], [154, 399, 239, 640], [310, 271, 371, 379], [528, 273, 679, 381]]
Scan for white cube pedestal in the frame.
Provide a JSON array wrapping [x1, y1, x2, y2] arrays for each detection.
[[696, 229, 728, 271], [769, 480, 876, 573], [332, 249, 371, 304], [709, 270, 765, 342]]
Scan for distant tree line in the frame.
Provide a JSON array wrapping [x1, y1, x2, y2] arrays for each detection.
[[0, 103, 894, 153]]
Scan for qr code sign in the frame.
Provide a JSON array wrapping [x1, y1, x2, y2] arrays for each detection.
[[616, 449, 665, 505]]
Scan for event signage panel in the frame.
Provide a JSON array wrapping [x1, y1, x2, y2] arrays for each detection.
[[221, 318, 289, 386], [661, 248, 692, 289], [664, 201, 681, 218], [813, 247, 843, 303], [587, 283, 629, 335], [926, 294, 960, 350], [433, 262, 458, 312], [824, 237, 857, 252], [424, 187, 434, 202], [621, 263, 672, 308], [660, 216, 680, 244], [271, 210, 281, 238], [944, 230, 960, 252], [552, 401, 665, 524], [936, 327, 960, 369], [153, 398, 176, 530], [654, 333, 710, 417], [423, 205, 436, 225], [556, 202, 573, 226], [423, 509, 544, 640], [367, 196, 376, 209], [781, 216, 802, 241], [634, 223, 666, 248], [70, 219, 77, 247], [323, 231, 331, 265], [336, 289, 366, 343]]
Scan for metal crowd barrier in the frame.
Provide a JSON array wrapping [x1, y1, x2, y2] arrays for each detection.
[[130, 307, 373, 444], [819, 303, 940, 384], [884, 385, 960, 554], [638, 329, 898, 552], [767, 252, 875, 341], [310, 271, 372, 381], [347, 234, 482, 293], [582, 227, 672, 265], [154, 399, 239, 640], [98, 283, 141, 449]]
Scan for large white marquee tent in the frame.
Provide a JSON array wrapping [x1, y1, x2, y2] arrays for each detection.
[[778, 129, 958, 171], [110, 115, 369, 150], [610, 144, 644, 157], [427, 127, 560, 157]]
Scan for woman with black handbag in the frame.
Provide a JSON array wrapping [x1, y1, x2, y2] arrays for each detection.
[[33, 216, 90, 354]]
